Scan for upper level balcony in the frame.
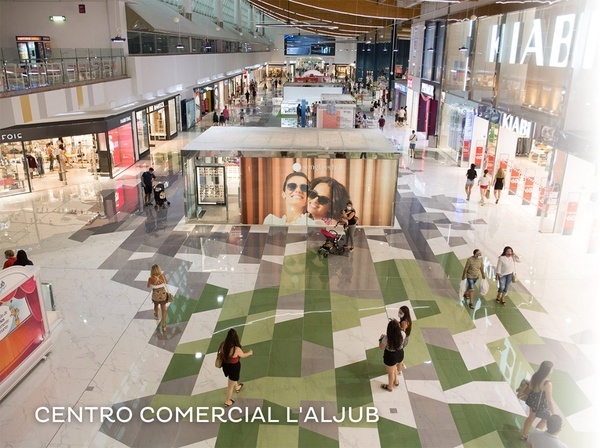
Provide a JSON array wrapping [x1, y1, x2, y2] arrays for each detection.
[[0, 48, 128, 97]]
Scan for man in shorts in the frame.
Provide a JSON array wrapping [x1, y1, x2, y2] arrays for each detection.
[[142, 167, 156, 206], [461, 249, 486, 309]]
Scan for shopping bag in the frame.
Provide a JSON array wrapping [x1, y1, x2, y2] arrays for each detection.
[[458, 279, 467, 299], [485, 189, 491, 199], [516, 378, 531, 401], [480, 278, 490, 295]]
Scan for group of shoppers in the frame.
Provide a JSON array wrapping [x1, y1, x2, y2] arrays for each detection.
[[3, 249, 33, 269], [465, 164, 506, 205]]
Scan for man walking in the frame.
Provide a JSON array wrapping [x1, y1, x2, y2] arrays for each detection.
[[378, 115, 386, 131], [142, 167, 156, 206]]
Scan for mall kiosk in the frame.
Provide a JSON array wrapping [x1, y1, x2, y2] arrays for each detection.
[[0, 266, 53, 400], [181, 127, 401, 225]]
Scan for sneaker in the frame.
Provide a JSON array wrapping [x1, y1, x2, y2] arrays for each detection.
[[495, 199, 499, 204]]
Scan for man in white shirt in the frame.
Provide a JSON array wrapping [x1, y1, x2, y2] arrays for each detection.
[[409, 130, 417, 158], [527, 414, 567, 448]]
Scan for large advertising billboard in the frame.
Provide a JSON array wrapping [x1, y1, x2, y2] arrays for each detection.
[[241, 158, 398, 226]]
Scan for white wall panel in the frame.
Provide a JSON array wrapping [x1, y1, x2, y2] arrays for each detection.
[[0, 1, 112, 49]]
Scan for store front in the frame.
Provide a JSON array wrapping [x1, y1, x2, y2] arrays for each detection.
[[0, 112, 137, 197], [416, 81, 439, 138], [143, 96, 180, 144], [393, 81, 407, 111], [438, 93, 478, 165], [194, 86, 214, 123], [181, 127, 400, 225]]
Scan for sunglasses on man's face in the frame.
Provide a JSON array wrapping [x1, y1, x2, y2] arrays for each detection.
[[308, 190, 331, 205], [286, 182, 308, 193]]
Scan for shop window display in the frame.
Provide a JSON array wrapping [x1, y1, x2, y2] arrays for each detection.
[[0, 142, 29, 196], [108, 123, 135, 176]]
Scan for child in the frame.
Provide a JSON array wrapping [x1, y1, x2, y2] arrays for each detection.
[[338, 209, 349, 229]]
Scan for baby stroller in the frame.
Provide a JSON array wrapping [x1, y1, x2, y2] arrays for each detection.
[[318, 228, 345, 257], [153, 183, 170, 208]]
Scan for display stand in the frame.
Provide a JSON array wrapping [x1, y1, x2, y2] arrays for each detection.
[[0, 266, 53, 401]]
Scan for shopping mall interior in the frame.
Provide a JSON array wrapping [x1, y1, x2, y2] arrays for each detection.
[[0, 0, 598, 447]]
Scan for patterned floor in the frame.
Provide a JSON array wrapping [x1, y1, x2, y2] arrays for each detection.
[[1, 102, 598, 448]]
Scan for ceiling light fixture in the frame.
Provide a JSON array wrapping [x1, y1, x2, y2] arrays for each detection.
[[459, 46, 468, 52], [49, 15, 66, 22], [110, 0, 125, 43]]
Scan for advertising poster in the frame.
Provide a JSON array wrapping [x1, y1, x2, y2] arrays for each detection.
[[316, 104, 355, 129], [522, 176, 534, 204], [0, 276, 46, 383], [241, 158, 398, 226], [509, 168, 520, 195], [108, 122, 135, 174], [563, 200, 578, 235], [474, 145, 484, 168]]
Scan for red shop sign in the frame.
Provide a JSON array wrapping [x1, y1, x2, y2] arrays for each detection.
[[563, 201, 578, 235], [500, 159, 508, 170], [462, 141, 470, 162], [474, 146, 484, 168], [486, 154, 495, 172], [509, 168, 520, 195], [522, 177, 534, 204], [537, 187, 546, 216]]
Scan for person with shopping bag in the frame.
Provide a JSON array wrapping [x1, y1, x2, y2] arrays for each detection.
[[461, 249, 486, 309]]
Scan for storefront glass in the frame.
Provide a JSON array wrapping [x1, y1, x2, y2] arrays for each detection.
[[442, 21, 472, 99], [136, 110, 149, 155], [108, 123, 135, 177], [438, 95, 477, 164], [496, 3, 579, 119], [0, 142, 29, 196], [168, 98, 178, 137], [471, 16, 502, 104]]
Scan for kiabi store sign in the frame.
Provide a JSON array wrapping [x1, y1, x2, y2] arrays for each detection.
[[500, 113, 534, 138], [488, 14, 575, 67]]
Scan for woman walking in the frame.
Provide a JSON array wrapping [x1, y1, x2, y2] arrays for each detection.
[[465, 163, 478, 201], [379, 319, 405, 391], [478, 169, 491, 205], [521, 361, 555, 440], [147, 264, 170, 332], [493, 167, 505, 204], [495, 246, 517, 305], [219, 328, 253, 407]]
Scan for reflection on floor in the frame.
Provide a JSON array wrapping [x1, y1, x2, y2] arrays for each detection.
[[0, 92, 598, 448]]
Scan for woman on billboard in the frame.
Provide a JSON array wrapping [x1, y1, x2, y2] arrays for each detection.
[[307, 177, 350, 226], [263, 172, 313, 225]]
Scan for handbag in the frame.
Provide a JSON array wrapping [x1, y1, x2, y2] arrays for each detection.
[[485, 189, 491, 199], [513, 273, 518, 283], [152, 287, 168, 302], [516, 379, 531, 401], [215, 342, 224, 368]]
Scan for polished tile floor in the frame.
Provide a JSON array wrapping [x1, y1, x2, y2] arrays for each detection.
[[0, 92, 598, 448]]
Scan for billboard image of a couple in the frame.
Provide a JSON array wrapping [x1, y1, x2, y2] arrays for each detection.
[[241, 157, 397, 226]]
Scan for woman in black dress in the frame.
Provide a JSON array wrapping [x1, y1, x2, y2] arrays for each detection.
[[493, 167, 505, 204]]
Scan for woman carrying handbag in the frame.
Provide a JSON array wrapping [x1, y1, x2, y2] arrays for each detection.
[[147, 264, 173, 332]]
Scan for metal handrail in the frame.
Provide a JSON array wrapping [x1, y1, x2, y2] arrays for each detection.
[[1, 48, 126, 95]]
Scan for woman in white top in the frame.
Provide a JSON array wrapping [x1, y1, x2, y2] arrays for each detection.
[[478, 169, 491, 205], [495, 246, 517, 305]]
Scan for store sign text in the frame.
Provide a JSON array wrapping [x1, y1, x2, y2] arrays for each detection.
[[120, 116, 132, 124], [500, 113, 533, 137], [489, 14, 575, 67], [1, 133, 23, 141], [421, 83, 434, 97]]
